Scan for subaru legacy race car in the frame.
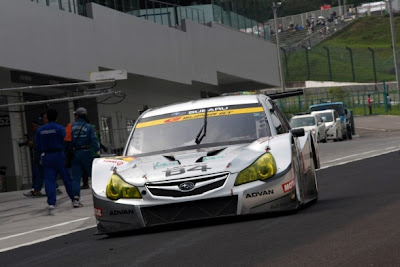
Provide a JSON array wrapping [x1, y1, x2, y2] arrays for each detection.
[[92, 94, 320, 234]]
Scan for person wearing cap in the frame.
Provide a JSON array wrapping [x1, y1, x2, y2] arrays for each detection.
[[36, 109, 74, 211], [70, 107, 100, 208]]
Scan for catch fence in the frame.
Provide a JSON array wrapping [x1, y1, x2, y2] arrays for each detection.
[[276, 87, 400, 119]]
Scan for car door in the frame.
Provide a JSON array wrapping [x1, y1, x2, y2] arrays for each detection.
[[268, 100, 307, 203]]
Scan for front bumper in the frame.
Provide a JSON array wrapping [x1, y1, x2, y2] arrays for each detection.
[[93, 167, 297, 234]]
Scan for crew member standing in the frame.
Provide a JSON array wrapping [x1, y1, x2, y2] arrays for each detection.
[[70, 107, 100, 207], [36, 109, 73, 210], [367, 94, 373, 115]]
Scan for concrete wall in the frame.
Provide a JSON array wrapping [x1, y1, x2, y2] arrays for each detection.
[[0, 0, 280, 190], [0, 0, 279, 88]]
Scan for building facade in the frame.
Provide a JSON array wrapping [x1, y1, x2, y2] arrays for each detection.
[[0, 0, 279, 191]]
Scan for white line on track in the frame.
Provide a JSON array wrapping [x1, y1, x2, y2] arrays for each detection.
[[356, 126, 390, 132], [319, 146, 400, 170], [321, 146, 398, 164], [0, 224, 96, 253], [0, 217, 91, 241]]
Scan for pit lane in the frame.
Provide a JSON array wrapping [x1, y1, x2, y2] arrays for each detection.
[[0, 115, 399, 266]]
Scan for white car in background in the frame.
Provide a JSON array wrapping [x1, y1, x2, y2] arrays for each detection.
[[311, 109, 343, 142], [289, 114, 327, 143]]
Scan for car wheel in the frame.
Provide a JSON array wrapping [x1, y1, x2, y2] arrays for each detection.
[[347, 126, 353, 140]]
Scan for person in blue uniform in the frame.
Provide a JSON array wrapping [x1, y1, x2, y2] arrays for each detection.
[[36, 109, 73, 210], [71, 107, 100, 208]]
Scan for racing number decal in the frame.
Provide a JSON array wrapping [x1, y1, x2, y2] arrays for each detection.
[[165, 164, 211, 177]]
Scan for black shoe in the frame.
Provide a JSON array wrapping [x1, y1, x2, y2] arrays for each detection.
[[24, 190, 46, 198], [81, 184, 90, 190]]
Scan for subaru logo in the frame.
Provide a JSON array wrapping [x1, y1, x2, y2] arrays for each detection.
[[179, 182, 195, 191]]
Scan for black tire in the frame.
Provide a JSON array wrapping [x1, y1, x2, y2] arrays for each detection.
[[343, 129, 348, 140], [347, 126, 353, 140]]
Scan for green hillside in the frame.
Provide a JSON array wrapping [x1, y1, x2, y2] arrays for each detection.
[[323, 16, 400, 48], [284, 16, 400, 83]]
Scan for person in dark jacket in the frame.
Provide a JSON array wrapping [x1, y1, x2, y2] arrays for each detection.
[[70, 107, 100, 207], [36, 109, 73, 210]]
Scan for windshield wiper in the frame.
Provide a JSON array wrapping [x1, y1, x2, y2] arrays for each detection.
[[195, 108, 208, 145]]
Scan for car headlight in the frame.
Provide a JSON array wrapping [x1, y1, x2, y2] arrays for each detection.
[[234, 153, 277, 186], [106, 173, 142, 200]]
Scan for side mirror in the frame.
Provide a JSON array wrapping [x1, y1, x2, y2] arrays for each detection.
[[291, 128, 305, 137]]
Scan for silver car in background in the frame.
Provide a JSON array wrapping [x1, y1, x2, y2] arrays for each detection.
[[289, 114, 327, 143], [311, 109, 343, 142]]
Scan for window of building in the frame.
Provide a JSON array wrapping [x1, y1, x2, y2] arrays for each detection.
[[101, 116, 113, 144]]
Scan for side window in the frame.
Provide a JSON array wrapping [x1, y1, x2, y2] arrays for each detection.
[[268, 100, 289, 134]]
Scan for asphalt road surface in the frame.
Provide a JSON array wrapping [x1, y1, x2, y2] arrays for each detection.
[[0, 115, 399, 266]]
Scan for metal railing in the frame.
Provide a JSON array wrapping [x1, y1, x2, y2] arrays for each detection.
[[28, 0, 206, 26], [275, 85, 400, 118], [268, 5, 358, 51], [137, 0, 206, 27]]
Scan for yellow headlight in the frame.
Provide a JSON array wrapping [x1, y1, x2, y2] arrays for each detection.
[[234, 153, 277, 186], [106, 174, 142, 200]]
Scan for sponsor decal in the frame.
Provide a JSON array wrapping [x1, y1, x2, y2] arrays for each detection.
[[282, 179, 295, 193], [103, 160, 124, 166], [202, 155, 225, 162], [94, 207, 103, 217], [153, 161, 180, 170], [109, 209, 135, 216], [115, 156, 137, 162], [165, 164, 211, 177], [246, 190, 274, 198], [136, 107, 264, 129], [188, 106, 229, 114]]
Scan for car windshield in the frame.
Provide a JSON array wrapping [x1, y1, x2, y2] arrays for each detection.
[[310, 104, 344, 116], [317, 112, 333, 122], [126, 104, 271, 155], [290, 117, 316, 128]]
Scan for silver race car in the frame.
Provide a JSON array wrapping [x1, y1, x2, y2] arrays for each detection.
[[92, 94, 319, 234]]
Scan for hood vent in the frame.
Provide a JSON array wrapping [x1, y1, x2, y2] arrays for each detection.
[[196, 147, 227, 163], [162, 155, 181, 164]]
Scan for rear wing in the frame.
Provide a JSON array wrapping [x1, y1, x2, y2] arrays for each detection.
[[266, 89, 304, 100]]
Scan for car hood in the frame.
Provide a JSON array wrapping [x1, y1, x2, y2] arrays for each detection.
[[92, 135, 293, 186]]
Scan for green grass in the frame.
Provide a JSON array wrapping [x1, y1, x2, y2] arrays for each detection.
[[284, 16, 400, 83]]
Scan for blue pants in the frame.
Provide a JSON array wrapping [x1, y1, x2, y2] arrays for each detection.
[[42, 152, 73, 205], [71, 150, 93, 199], [32, 160, 44, 192], [32, 159, 59, 192]]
